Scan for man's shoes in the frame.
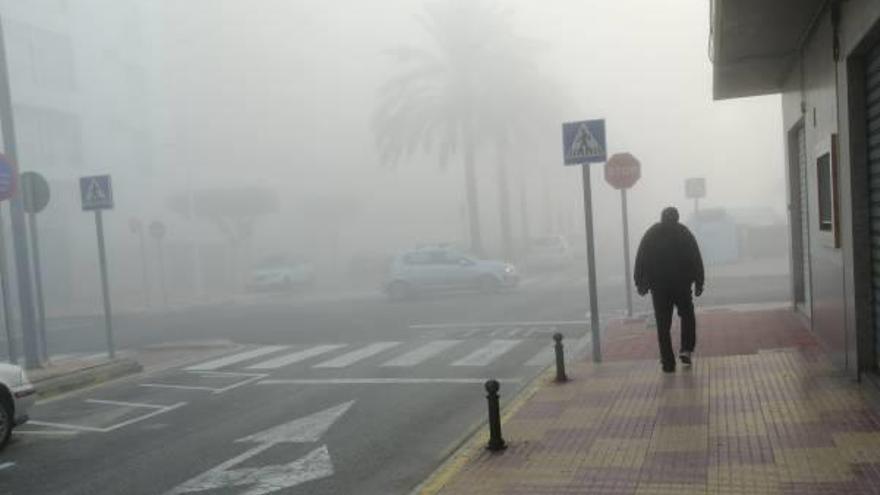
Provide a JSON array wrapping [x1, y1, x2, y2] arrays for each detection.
[[662, 363, 676, 373], [680, 351, 692, 366]]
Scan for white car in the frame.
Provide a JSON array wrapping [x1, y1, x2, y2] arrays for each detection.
[[385, 247, 518, 299], [0, 362, 35, 450], [525, 235, 574, 270], [248, 257, 316, 292]]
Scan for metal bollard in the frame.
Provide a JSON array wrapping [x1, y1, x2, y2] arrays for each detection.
[[485, 379, 507, 451], [554, 332, 567, 382]]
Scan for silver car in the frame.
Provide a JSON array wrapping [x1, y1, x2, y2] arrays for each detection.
[[385, 247, 518, 299], [0, 362, 35, 450]]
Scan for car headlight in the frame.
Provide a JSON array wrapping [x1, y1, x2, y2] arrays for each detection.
[[504, 264, 515, 274]]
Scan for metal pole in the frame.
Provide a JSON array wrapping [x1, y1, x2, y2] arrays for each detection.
[[621, 189, 633, 317], [0, 15, 39, 369], [553, 333, 567, 382], [138, 229, 150, 308], [484, 379, 506, 451], [581, 165, 601, 362], [0, 207, 15, 364], [27, 209, 46, 361], [95, 210, 114, 359]]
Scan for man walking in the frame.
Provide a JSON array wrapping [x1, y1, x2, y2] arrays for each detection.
[[634, 207, 704, 372]]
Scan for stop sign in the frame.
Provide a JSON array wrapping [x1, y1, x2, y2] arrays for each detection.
[[604, 152, 641, 190]]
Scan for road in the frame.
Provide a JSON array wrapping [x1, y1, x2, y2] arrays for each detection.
[[0, 269, 789, 495]]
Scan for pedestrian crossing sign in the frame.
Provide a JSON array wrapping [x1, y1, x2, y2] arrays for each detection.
[[562, 119, 606, 165], [79, 175, 114, 210]]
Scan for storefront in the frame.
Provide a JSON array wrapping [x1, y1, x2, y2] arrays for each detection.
[[712, 0, 880, 379]]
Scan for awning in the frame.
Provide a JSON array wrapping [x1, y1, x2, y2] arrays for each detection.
[[711, 0, 827, 100]]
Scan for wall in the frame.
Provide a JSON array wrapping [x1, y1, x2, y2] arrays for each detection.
[[780, 0, 880, 376]]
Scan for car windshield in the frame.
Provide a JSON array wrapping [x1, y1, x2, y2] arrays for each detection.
[[0, 2, 814, 495]]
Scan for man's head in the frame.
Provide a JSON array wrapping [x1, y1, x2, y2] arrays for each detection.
[[661, 207, 679, 224]]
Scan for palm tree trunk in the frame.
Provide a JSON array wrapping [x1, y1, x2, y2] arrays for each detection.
[[519, 172, 530, 256], [495, 142, 513, 261], [463, 131, 484, 256]]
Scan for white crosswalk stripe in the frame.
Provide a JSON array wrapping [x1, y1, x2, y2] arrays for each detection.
[[185, 345, 290, 371], [312, 342, 401, 368], [381, 340, 461, 367], [525, 345, 554, 366], [246, 344, 346, 370], [450, 339, 521, 366]]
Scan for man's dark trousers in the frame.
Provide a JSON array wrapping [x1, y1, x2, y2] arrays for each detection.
[[650, 286, 696, 368]]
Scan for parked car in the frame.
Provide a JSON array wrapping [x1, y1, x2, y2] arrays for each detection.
[[0, 362, 35, 450], [248, 255, 316, 292], [385, 247, 518, 299], [524, 235, 574, 270]]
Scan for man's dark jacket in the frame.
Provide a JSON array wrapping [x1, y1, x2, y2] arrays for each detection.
[[634, 221, 704, 292]]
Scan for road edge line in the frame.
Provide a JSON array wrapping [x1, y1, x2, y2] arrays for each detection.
[[411, 365, 555, 495]]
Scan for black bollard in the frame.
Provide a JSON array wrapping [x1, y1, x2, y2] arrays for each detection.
[[485, 379, 507, 451], [554, 333, 567, 382]]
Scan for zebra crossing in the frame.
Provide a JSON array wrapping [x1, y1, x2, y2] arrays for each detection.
[[180, 336, 589, 373]]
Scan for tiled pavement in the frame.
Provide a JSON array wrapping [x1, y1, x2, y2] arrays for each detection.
[[430, 308, 880, 494]]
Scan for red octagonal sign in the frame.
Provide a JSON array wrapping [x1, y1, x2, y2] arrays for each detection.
[[604, 152, 641, 190]]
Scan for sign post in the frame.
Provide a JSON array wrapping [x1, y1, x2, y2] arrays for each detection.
[[80, 175, 115, 359], [562, 119, 606, 363], [21, 171, 50, 361], [0, 17, 40, 369], [685, 177, 706, 217], [0, 153, 16, 363], [604, 153, 641, 317], [149, 220, 168, 309]]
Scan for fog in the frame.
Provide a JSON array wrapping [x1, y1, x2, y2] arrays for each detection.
[[1, 0, 786, 314]]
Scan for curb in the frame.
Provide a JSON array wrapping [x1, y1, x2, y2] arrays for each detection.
[[413, 366, 555, 495], [33, 358, 143, 399]]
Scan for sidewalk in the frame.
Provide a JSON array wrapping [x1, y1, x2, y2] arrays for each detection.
[[425, 307, 880, 494]]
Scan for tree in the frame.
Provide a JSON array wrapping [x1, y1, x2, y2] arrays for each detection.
[[374, 0, 532, 256]]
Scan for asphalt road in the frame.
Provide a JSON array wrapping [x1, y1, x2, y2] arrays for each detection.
[[0, 269, 789, 495]]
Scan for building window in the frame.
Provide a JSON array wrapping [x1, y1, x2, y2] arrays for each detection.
[[817, 152, 833, 231], [815, 134, 840, 248]]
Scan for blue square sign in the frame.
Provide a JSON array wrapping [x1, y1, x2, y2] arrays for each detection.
[[80, 175, 114, 210], [562, 119, 606, 165]]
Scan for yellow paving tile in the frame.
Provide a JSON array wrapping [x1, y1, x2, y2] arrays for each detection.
[[773, 447, 854, 483], [635, 482, 707, 495], [708, 411, 768, 436], [649, 425, 708, 452], [613, 398, 660, 417], [582, 438, 650, 468], [834, 431, 880, 463]]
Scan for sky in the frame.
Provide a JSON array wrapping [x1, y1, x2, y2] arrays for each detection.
[[1, 0, 789, 310], [156, 0, 784, 259]]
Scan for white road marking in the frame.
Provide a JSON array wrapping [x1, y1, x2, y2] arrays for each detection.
[[86, 399, 167, 409], [246, 344, 346, 370], [236, 401, 354, 444], [257, 378, 521, 385], [0, 462, 14, 471], [524, 346, 554, 366], [450, 339, 522, 366], [381, 340, 461, 367], [13, 429, 79, 436], [409, 320, 587, 330], [312, 342, 400, 368], [167, 402, 353, 495], [184, 345, 290, 371], [141, 371, 267, 394], [29, 400, 187, 433]]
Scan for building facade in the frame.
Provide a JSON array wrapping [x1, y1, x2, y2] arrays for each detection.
[[712, 0, 880, 381]]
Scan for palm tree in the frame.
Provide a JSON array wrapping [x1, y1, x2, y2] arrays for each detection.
[[373, 0, 531, 256]]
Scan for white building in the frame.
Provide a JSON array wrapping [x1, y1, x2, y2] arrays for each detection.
[[711, 0, 880, 382]]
